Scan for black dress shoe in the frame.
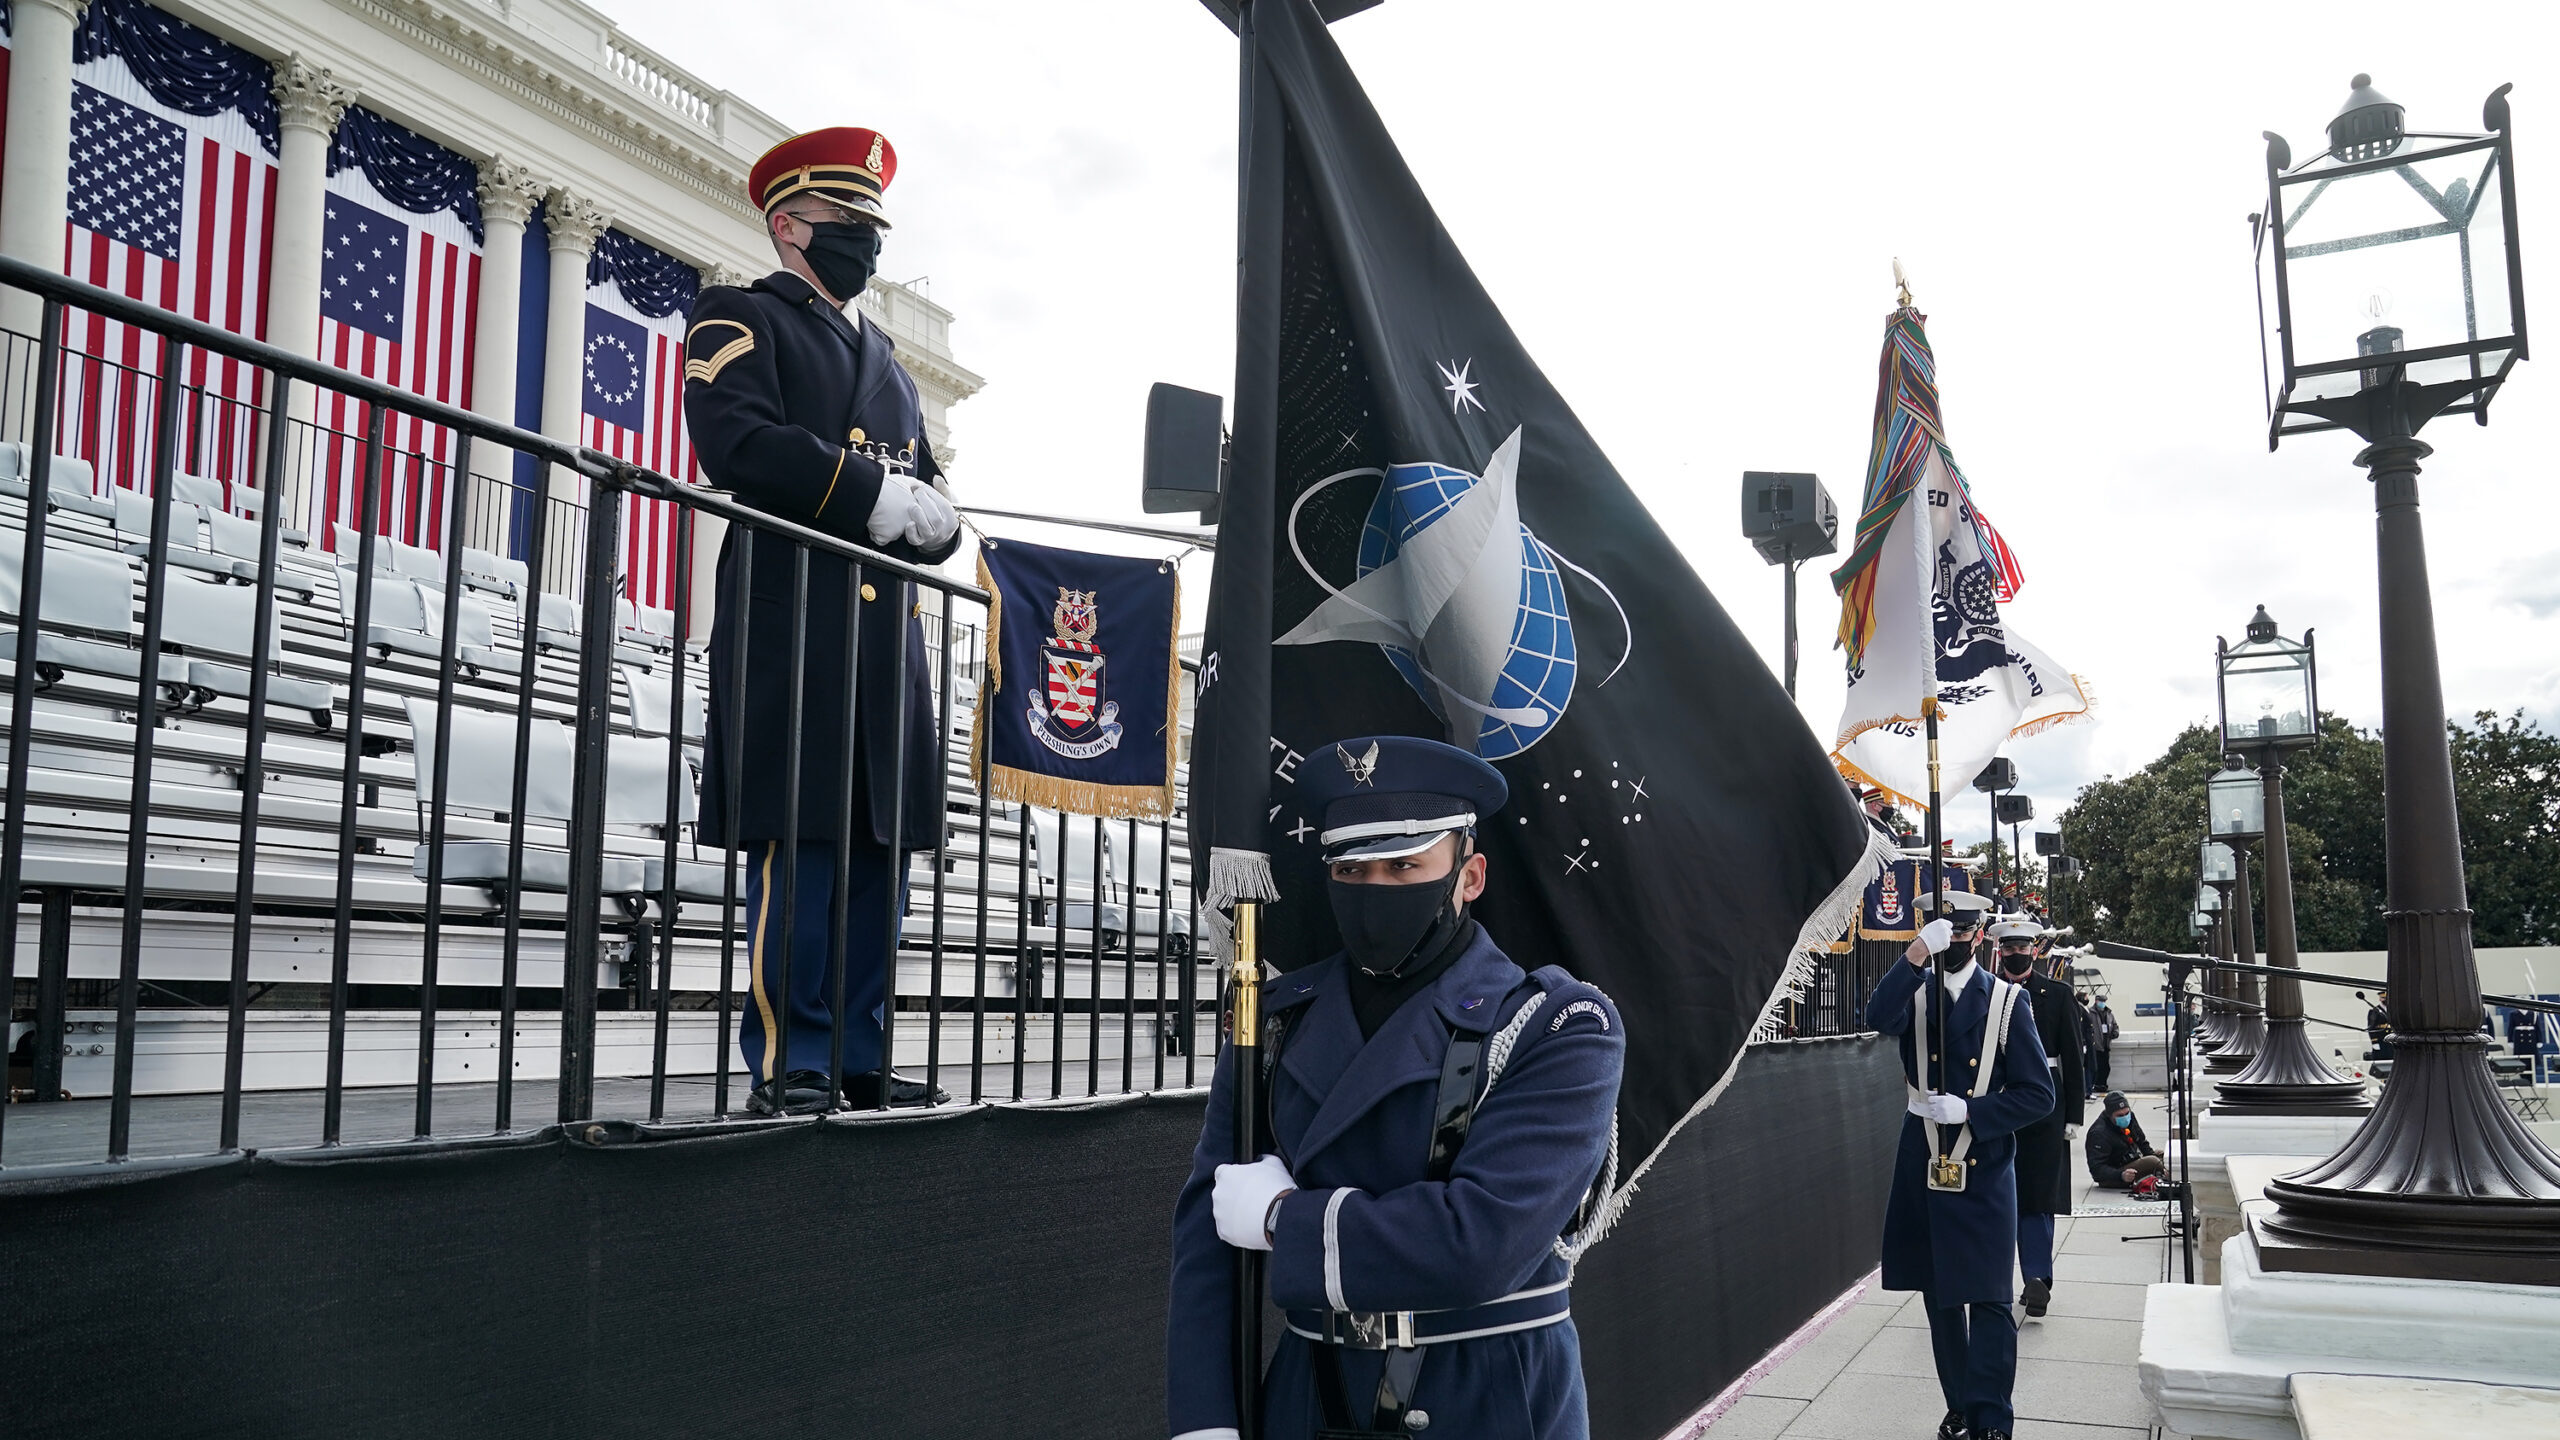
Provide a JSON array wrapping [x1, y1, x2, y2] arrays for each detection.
[[842, 1069, 950, 1108], [747, 1069, 835, 1116], [1974, 1431, 2010, 1440], [2022, 1277, 2050, 1317], [1936, 1410, 1967, 1440]]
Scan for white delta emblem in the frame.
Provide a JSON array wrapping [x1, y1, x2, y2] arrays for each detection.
[[1278, 427, 1627, 760]]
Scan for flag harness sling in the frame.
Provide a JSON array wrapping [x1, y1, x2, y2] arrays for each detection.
[[1257, 974, 1603, 1437], [1911, 970, 2022, 1192]]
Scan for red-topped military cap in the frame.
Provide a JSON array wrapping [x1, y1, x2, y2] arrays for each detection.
[[749, 126, 897, 227]]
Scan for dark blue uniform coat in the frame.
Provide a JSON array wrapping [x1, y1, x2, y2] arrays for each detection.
[[1167, 930, 1623, 1440], [682, 269, 958, 849], [1863, 960, 2054, 1305]]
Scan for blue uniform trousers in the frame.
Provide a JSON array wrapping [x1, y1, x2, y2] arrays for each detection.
[[1925, 1298, 2017, 1435], [738, 839, 907, 1083], [2016, 1211, 2055, 1283]]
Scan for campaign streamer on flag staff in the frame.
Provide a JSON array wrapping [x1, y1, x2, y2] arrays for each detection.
[[1188, 0, 1890, 1196], [56, 0, 279, 498], [971, 536, 1182, 819], [1829, 306, 2092, 814]]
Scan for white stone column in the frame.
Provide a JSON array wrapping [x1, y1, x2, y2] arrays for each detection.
[[0, 0, 88, 345], [537, 188, 611, 591], [464, 158, 542, 557], [265, 56, 354, 534]]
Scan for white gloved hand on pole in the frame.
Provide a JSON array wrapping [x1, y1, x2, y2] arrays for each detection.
[[1918, 918, 1954, 955], [903, 479, 958, 548], [1926, 1092, 1969, 1125], [864, 472, 916, 546], [1212, 1154, 1295, 1251]]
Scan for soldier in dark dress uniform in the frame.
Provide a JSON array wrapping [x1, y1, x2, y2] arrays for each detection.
[[1989, 917, 2084, 1319], [1167, 736, 1625, 1440], [682, 126, 962, 1115], [1865, 892, 2054, 1440]]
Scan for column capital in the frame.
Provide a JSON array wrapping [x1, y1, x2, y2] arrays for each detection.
[[706, 263, 758, 291], [17, 0, 96, 24], [274, 55, 356, 137], [478, 158, 545, 229], [545, 188, 614, 256]]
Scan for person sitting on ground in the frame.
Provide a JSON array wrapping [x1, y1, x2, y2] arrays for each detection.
[[2084, 1092, 2163, 1191]]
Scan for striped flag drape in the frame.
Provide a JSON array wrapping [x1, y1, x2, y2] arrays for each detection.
[[582, 229, 700, 611], [312, 107, 481, 554], [58, 0, 278, 501]]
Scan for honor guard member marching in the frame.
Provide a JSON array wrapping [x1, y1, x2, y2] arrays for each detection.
[[682, 125, 962, 1115], [1865, 892, 2054, 1440], [1167, 737, 1625, 1440], [1988, 917, 2084, 1319]]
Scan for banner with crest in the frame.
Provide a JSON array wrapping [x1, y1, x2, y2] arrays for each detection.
[[971, 537, 1182, 818]]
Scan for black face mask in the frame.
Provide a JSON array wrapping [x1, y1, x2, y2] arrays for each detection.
[[1330, 864, 1466, 979], [1999, 951, 2036, 980], [1937, 935, 1978, 975], [799, 220, 881, 304]]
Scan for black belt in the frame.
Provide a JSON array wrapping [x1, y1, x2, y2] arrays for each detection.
[[1291, 1287, 1571, 1435]]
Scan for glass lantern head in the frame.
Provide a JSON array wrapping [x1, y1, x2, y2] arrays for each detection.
[[2197, 879, 2225, 913], [2254, 77, 2525, 446], [2191, 910, 2211, 938], [2200, 839, 2240, 884], [2218, 609, 2319, 749], [2209, 763, 2267, 840]]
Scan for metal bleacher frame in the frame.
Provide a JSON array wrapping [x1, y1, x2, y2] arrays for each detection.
[[0, 255, 1212, 1176]]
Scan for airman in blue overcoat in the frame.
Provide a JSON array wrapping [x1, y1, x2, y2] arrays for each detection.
[[681, 126, 961, 1115], [1167, 737, 1624, 1440], [1863, 893, 2054, 1440]]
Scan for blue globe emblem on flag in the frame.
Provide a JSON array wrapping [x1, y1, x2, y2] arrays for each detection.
[[1357, 461, 1575, 760], [1279, 426, 1626, 762]]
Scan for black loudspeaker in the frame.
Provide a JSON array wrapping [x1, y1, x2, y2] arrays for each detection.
[[1971, 757, 2017, 793], [2050, 856, 2083, 879], [2034, 831, 2063, 857], [1994, 794, 2036, 826], [1142, 383, 1225, 520], [1741, 471, 1839, 566]]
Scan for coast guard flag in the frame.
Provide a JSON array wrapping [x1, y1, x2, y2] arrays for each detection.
[[1187, 0, 1888, 1202], [1828, 306, 2091, 812], [971, 538, 1181, 819]]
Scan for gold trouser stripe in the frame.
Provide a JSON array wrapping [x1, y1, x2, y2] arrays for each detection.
[[684, 335, 755, 387], [748, 841, 781, 1082], [814, 448, 847, 517]]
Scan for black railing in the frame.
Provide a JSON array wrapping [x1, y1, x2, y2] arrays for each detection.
[[0, 256, 1210, 1175]]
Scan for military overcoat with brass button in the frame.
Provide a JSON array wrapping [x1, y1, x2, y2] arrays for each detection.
[[1862, 960, 2054, 1305], [682, 268, 958, 849]]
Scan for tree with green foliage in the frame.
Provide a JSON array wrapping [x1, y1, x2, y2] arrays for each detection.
[[2055, 710, 2560, 955]]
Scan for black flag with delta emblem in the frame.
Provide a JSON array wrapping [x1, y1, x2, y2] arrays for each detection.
[[1189, 0, 1890, 1200]]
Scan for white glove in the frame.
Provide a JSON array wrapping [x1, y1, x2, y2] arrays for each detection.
[[1926, 1092, 1969, 1125], [903, 480, 958, 547], [1212, 1154, 1295, 1251], [1918, 918, 1954, 955], [863, 474, 916, 546]]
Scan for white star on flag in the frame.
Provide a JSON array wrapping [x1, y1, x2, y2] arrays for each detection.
[[1438, 358, 1485, 414]]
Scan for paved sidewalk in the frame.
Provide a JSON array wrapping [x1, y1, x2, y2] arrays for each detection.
[[1700, 1097, 2186, 1440]]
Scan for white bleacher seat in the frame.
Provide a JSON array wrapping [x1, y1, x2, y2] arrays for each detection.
[[0, 444, 115, 520], [403, 697, 645, 895], [169, 472, 227, 512], [619, 662, 706, 741], [202, 509, 316, 599], [638, 604, 677, 649], [535, 591, 580, 653], [333, 523, 400, 572], [411, 581, 508, 670], [1027, 808, 1128, 938], [459, 545, 522, 597], [156, 574, 336, 724], [0, 533, 187, 690], [340, 570, 440, 662], [389, 538, 444, 583], [112, 485, 252, 582]]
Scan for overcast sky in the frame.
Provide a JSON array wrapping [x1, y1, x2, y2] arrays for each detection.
[[599, 0, 2559, 852]]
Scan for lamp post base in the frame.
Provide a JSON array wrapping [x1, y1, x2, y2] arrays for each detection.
[[2257, 1030, 2560, 1285], [2212, 1017, 2373, 1115], [2203, 1013, 2264, 1074]]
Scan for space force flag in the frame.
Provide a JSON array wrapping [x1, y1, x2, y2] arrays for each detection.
[[1829, 307, 2092, 812], [972, 538, 1181, 819], [1188, 0, 1889, 1204]]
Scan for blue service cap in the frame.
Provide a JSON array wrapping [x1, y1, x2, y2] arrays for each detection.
[[1297, 735, 1508, 863]]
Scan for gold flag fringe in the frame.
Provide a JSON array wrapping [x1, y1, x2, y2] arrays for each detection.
[[969, 548, 1183, 822]]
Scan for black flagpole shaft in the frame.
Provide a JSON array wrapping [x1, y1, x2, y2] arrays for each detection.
[[1231, 899, 1265, 1440]]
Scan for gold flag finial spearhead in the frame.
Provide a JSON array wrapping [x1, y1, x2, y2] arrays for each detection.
[[1893, 258, 1913, 309]]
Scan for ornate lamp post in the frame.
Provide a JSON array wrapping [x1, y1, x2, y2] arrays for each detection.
[[2203, 784, 2264, 1076], [2214, 610, 2369, 1113], [2194, 870, 2236, 1052], [2251, 76, 2560, 1281]]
